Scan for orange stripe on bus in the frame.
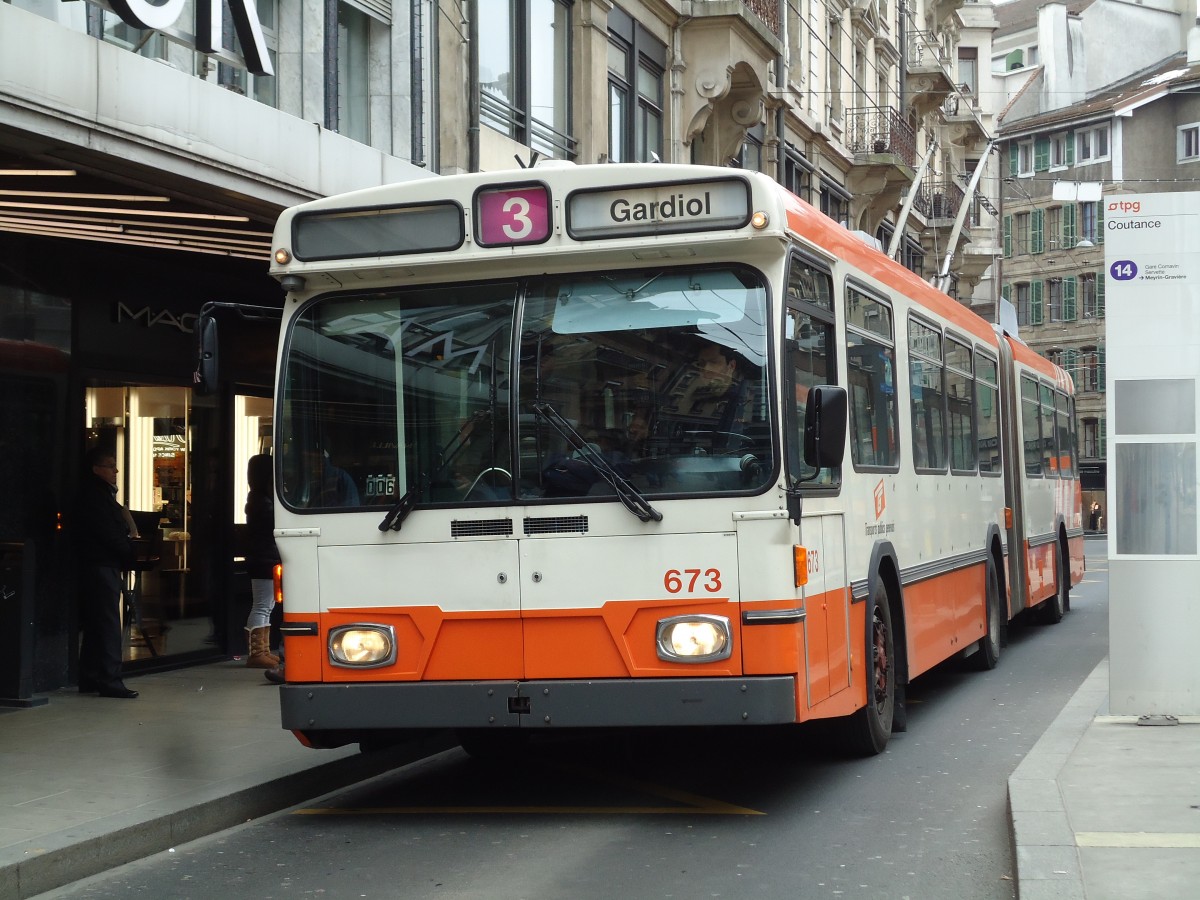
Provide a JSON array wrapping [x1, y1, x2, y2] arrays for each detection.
[[287, 599, 751, 683], [903, 563, 987, 680], [1025, 541, 1057, 607]]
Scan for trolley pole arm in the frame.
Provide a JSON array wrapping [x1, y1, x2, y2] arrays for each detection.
[[933, 139, 998, 293], [886, 140, 938, 262]]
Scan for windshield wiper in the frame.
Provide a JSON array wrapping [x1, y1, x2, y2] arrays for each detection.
[[381, 339, 506, 532], [377, 477, 423, 532], [532, 401, 662, 523], [378, 410, 487, 532]]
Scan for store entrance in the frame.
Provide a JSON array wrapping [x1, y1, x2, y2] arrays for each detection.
[[85, 383, 217, 663]]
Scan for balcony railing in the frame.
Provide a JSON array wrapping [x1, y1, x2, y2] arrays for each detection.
[[943, 89, 978, 116], [907, 32, 947, 68], [741, 0, 781, 36], [922, 178, 966, 221], [845, 107, 917, 167]]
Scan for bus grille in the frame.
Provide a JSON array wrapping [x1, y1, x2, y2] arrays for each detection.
[[451, 518, 514, 537], [523, 515, 589, 535]]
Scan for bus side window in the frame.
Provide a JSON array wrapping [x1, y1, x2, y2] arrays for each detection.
[[908, 317, 946, 472], [946, 337, 975, 472], [976, 354, 1000, 474], [785, 255, 837, 485], [1040, 382, 1057, 476], [845, 286, 898, 470], [1020, 375, 1042, 477]]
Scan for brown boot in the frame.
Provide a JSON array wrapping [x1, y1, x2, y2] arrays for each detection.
[[246, 627, 279, 668]]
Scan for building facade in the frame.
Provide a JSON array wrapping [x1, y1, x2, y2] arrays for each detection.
[[994, 0, 1200, 521], [0, 0, 433, 698], [2, 0, 993, 699]]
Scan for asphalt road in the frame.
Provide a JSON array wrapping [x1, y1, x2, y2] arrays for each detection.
[[45, 541, 1110, 900]]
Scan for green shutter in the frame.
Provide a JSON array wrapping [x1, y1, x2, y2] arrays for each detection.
[[1065, 130, 1075, 165], [1009, 144, 1019, 176], [1002, 283, 1012, 302], [1098, 346, 1106, 390], [1034, 137, 1050, 172], [1097, 201, 1105, 244], [1096, 272, 1105, 317], [1031, 208, 1045, 254], [1031, 280, 1044, 324], [1063, 276, 1077, 321], [1099, 416, 1106, 455], [1003, 215, 1013, 257], [1063, 203, 1077, 244]]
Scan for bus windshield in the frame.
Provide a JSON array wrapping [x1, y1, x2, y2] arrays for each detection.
[[278, 264, 772, 512]]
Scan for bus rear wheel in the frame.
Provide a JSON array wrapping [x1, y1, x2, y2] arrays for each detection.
[[969, 558, 1001, 671], [838, 583, 895, 756], [1039, 540, 1068, 624]]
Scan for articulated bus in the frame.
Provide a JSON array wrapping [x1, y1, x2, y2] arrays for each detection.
[[260, 162, 1084, 756]]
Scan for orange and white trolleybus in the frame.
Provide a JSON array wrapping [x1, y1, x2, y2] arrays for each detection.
[[261, 162, 1084, 756]]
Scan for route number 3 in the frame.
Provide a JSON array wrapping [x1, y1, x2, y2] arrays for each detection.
[[477, 186, 550, 246], [664, 568, 722, 593]]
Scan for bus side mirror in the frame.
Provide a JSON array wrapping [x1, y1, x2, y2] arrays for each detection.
[[803, 384, 847, 469], [193, 314, 218, 396]]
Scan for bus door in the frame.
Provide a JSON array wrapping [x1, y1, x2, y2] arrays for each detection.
[[801, 512, 850, 705], [781, 253, 849, 706]]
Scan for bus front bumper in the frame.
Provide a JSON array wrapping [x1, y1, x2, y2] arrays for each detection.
[[280, 676, 798, 732]]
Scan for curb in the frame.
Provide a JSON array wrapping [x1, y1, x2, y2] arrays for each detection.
[[1, 732, 455, 900], [1007, 659, 1108, 900]]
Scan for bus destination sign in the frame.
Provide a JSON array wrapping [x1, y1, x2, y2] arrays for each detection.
[[567, 179, 751, 240]]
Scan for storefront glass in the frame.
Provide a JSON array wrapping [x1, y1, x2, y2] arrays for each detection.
[[85, 384, 215, 662]]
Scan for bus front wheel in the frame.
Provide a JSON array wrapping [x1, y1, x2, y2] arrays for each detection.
[[838, 583, 895, 756]]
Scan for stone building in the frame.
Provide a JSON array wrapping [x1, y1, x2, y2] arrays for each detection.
[[994, 0, 1200, 519]]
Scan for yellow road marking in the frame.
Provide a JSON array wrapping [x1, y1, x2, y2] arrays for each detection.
[[297, 805, 759, 815]]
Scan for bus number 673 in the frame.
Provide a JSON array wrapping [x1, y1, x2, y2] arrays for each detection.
[[664, 568, 722, 593]]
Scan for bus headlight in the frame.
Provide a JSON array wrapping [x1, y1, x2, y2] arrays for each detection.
[[656, 615, 732, 663], [328, 625, 397, 668]]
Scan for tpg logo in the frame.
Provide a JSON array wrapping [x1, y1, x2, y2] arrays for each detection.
[[1107, 200, 1141, 214]]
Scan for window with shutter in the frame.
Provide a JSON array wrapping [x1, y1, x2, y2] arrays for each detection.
[[1034, 137, 1050, 172], [1063, 203, 1077, 244]]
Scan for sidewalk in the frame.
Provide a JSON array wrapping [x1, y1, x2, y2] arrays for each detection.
[[0, 662, 453, 900], [1008, 658, 1200, 900]]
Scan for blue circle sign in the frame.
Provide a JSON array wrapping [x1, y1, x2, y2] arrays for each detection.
[[1109, 260, 1138, 281]]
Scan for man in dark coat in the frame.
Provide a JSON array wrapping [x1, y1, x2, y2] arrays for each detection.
[[74, 446, 139, 699]]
